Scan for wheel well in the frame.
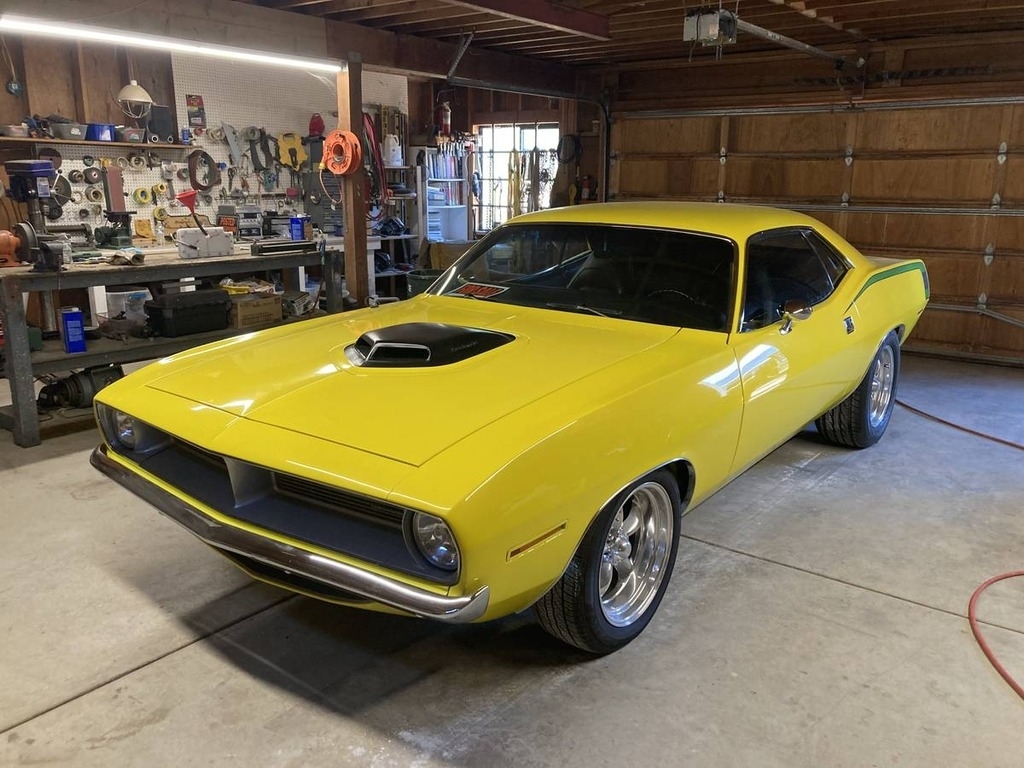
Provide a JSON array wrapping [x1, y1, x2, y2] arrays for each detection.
[[663, 459, 695, 510], [893, 324, 906, 341]]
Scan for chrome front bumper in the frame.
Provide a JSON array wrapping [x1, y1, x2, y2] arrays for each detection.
[[91, 445, 489, 623]]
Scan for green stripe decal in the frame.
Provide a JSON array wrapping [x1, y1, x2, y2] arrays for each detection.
[[846, 261, 928, 311]]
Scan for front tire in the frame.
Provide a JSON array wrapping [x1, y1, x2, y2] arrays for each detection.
[[816, 330, 901, 449], [535, 469, 682, 654]]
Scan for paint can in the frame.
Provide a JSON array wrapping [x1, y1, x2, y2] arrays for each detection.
[[60, 306, 86, 354]]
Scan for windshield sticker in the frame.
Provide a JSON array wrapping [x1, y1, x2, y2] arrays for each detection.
[[451, 283, 509, 298]]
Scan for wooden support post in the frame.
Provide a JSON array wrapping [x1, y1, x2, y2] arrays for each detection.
[[337, 53, 371, 307]]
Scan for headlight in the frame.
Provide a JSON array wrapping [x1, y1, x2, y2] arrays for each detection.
[[411, 512, 460, 571], [113, 410, 138, 450]]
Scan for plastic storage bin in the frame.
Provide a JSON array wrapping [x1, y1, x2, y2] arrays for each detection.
[[144, 289, 230, 337], [51, 123, 86, 140]]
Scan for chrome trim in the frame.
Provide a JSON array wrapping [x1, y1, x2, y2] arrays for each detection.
[[91, 445, 489, 623]]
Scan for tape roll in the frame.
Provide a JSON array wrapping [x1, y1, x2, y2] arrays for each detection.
[[91, 204, 103, 216], [166, 135, 175, 144], [83, 166, 101, 185], [82, 155, 95, 167], [153, 206, 168, 221], [207, 127, 225, 142], [85, 185, 104, 203], [70, 191, 83, 203], [132, 187, 153, 205], [128, 154, 146, 170], [117, 157, 129, 170], [68, 169, 85, 183], [79, 208, 91, 219], [149, 134, 160, 143], [152, 182, 168, 200], [176, 167, 188, 181]]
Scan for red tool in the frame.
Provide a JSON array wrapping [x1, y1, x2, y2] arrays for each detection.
[[175, 189, 207, 235]]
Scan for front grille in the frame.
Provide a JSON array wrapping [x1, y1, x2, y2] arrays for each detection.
[[273, 473, 405, 529], [134, 430, 458, 586], [219, 550, 371, 604], [173, 440, 228, 474]]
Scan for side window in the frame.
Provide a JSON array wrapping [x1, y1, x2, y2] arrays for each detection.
[[806, 230, 850, 289], [741, 229, 840, 331]]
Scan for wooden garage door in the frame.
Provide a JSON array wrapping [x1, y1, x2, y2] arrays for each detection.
[[612, 102, 1024, 363]]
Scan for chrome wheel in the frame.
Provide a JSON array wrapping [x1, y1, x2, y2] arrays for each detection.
[[868, 344, 895, 428], [599, 481, 674, 627]]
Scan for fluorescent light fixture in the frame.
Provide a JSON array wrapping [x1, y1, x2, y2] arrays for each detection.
[[0, 14, 344, 73]]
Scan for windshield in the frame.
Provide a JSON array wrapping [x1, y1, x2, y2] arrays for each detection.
[[430, 223, 735, 331]]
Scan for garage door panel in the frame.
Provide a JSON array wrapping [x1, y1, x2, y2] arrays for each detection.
[[851, 158, 996, 204], [725, 158, 842, 200], [855, 107, 1005, 152], [843, 213, 988, 251], [981, 310, 1024, 355], [994, 216, 1024, 252], [615, 117, 719, 154], [617, 159, 719, 197], [730, 113, 847, 153], [899, 254, 980, 304], [999, 156, 1024, 203], [987, 254, 1024, 304], [910, 309, 975, 347]]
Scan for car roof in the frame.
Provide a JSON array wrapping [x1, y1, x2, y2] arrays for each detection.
[[510, 201, 826, 242]]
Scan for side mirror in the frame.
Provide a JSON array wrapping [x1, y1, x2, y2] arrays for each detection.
[[780, 300, 813, 335]]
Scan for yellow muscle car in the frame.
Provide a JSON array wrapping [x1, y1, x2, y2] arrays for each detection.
[[92, 202, 929, 654]]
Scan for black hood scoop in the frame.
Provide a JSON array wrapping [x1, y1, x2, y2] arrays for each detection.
[[345, 322, 515, 368]]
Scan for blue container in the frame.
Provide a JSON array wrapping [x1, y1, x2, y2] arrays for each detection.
[[61, 307, 86, 354], [289, 215, 308, 241], [86, 123, 115, 141]]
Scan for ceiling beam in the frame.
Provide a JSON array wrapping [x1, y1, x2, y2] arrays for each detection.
[[440, 0, 610, 41], [324, 16, 589, 97]]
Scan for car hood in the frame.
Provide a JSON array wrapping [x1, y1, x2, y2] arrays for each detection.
[[145, 297, 680, 466]]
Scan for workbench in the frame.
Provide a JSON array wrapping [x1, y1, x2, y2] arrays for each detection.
[[0, 246, 346, 447]]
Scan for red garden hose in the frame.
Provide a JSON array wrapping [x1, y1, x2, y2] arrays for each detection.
[[968, 571, 1024, 700]]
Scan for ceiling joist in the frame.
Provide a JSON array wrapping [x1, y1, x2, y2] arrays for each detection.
[[441, 0, 611, 41]]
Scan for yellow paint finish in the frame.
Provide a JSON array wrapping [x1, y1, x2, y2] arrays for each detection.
[[94, 202, 929, 624]]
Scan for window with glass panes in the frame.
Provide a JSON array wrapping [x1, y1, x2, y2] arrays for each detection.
[[475, 122, 559, 232]]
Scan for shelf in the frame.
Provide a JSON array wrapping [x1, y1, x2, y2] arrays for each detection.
[[434, 204, 466, 210], [0, 136, 186, 150], [427, 177, 463, 182], [378, 234, 419, 241]]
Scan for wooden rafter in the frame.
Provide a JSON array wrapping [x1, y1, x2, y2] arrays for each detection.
[[440, 0, 610, 40]]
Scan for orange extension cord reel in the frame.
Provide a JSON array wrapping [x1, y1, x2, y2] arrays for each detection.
[[322, 129, 362, 175]]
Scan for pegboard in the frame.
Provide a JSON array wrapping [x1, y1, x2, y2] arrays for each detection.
[[363, 72, 410, 113], [25, 142, 194, 237], [31, 60, 410, 238], [171, 52, 338, 223]]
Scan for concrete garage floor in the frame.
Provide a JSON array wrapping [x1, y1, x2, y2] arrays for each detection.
[[1, 354, 1022, 767]]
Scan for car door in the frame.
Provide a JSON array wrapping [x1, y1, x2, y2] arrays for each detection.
[[729, 227, 859, 473]]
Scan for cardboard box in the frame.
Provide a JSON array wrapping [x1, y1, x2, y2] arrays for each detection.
[[230, 294, 283, 329]]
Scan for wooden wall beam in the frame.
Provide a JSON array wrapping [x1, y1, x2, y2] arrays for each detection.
[[338, 53, 371, 306]]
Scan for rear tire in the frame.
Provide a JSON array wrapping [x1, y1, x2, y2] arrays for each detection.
[[535, 469, 682, 654], [816, 330, 901, 449]]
